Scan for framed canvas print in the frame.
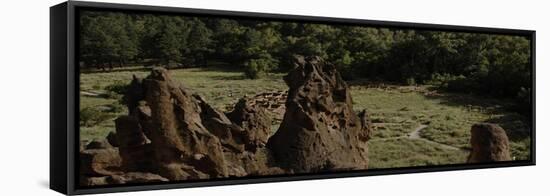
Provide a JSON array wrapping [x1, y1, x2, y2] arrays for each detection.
[[50, 1, 535, 195]]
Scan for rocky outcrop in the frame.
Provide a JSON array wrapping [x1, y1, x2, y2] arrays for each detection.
[[80, 148, 122, 177], [467, 123, 512, 163], [139, 68, 229, 180], [80, 67, 284, 186], [267, 56, 371, 173], [80, 59, 373, 185]]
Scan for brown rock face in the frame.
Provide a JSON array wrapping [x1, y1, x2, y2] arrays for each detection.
[[467, 123, 512, 163], [227, 98, 272, 152], [85, 139, 113, 150], [138, 67, 229, 180], [113, 115, 153, 172], [79, 148, 122, 177], [106, 131, 119, 147], [267, 56, 371, 173], [196, 94, 247, 153]]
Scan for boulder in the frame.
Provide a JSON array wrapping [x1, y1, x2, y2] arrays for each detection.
[[85, 139, 113, 150], [357, 110, 373, 141], [106, 131, 119, 147], [196, 94, 247, 153], [267, 56, 371, 173], [114, 115, 153, 172], [222, 148, 284, 177], [80, 176, 109, 186], [227, 98, 273, 152], [467, 123, 512, 163], [79, 148, 122, 177]]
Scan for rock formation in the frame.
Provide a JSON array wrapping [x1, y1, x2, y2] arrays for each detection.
[[226, 91, 287, 122], [80, 67, 284, 186], [80, 57, 373, 185], [227, 97, 273, 152], [267, 56, 371, 173], [467, 123, 512, 163], [139, 68, 229, 180], [80, 147, 121, 177]]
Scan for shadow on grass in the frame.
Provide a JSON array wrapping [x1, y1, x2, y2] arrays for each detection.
[[208, 75, 247, 80], [188, 65, 245, 73], [483, 114, 531, 142], [422, 87, 531, 142], [80, 66, 151, 74]]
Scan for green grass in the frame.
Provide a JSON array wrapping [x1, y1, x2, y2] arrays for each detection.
[[368, 138, 468, 169], [351, 86, 531, 161], [79, 66, 532, 168]]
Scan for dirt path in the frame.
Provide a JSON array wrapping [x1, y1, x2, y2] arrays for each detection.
[[80, 90, 105, 97], [371, 124, 465, 151], [408, 124, 427, 139]]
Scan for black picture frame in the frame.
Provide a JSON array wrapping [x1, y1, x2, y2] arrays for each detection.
[[50, 1, 536, 195]]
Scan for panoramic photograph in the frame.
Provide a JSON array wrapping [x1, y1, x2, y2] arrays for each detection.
[[77, 10, 532, 186]]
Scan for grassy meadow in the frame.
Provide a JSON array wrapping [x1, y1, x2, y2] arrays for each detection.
[[79, 66, 531, 169]]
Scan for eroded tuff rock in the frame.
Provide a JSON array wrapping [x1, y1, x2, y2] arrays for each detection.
[[82, 67, 282, 184], [80, 148, 122, 177], [267, 56, 371, 173], [114, 115, 153, 172], [467, 123, 511, 163], [135, 68, 230, 180], [80, 61, 371, 185], [227, 98, 272, 152]]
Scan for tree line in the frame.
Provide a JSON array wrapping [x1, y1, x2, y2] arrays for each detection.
[[79, 11, 532, 111]]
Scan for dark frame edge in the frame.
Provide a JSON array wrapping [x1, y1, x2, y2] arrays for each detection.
[[50, 1, 69, 195], [67, 0, 78, 195], [531, 31, 536, 165], [68, 0, 534, 35], [71, 161, 534, 195]]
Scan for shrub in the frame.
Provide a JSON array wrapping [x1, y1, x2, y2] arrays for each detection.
[[104, 81, 129, 95], [446, 75, 475, 93], [405, 77, 416, 86], [515, 87, 532, 115], [105, 102, 125, 113], [91, 83, 101, 90], [104, 81, 129, 99], [80, 107, 114, 127], [243, 56, 278, 79], [426, 73, 468, 88]]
